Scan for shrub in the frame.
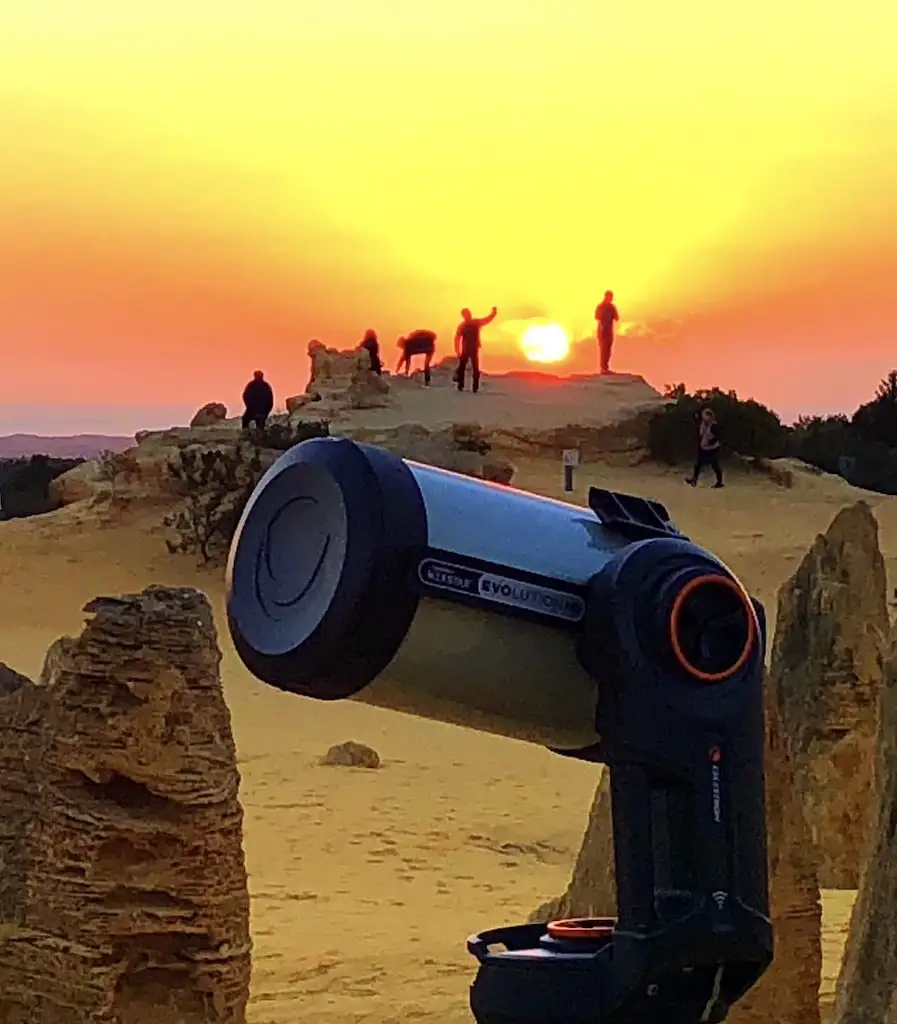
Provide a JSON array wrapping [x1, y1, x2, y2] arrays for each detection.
[[162, 420, 331, 562], [0, 455, 84, 519], [451, 423, 492, 455], [94, 449, 141, 496], [163, 445, 265, 563], [787, 415, 857, 475], [646, 384, 787, 464], [261, 418, 330, 452], [851, 370, 897, 448]]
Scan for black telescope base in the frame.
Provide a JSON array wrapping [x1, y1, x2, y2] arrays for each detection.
[[468, 921, 764, 1024]]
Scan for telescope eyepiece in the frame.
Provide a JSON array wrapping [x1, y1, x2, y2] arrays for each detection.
[[668, 574, 757, 684]]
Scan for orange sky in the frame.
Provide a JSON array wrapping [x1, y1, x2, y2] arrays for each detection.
[[2, 1, 897, 433]]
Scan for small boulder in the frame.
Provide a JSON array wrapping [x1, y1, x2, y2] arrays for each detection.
[[482, 457, 516, 485], [190, 402, 228, 427], [286, 393, 321, 413], [320, 741, 381, 769]]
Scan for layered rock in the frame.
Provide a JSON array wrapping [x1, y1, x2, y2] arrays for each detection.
[[771, 500, 887, 888], [343, 422, 516, 484], [487, 404, 659, 466], [834, 625, 897, 1024], [0, 586, 251, 1023]]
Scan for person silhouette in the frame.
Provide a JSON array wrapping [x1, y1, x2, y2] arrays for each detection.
[[360, 329, 382, 375], [594, 291, 620, 374], [241, 370, 274, 432], [396, 330, 437, 384], [685, 408, 724, 488], [454, 307, 497, 393]]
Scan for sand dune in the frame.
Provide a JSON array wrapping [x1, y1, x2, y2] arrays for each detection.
[[1, 444, 888, 1021]]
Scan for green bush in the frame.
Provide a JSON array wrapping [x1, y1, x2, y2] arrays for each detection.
[[787, 415, 856, 475], [261, 418, 330, 452], [451, 423, 492, 455], [0, 455, 83, 519], [647, 384, 787, 464], [786, 373, 897, 494], [162, 421, 331, 562], [851, 370, 897, 448], [163, 445, 265, 563]]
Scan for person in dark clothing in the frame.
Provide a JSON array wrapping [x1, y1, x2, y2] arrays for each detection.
[[396, 329, 437, 384], [685, 407, 724, 488], [453, 306, 497, 393], [241, 370, 274, 432], [360, 329, 382, 375], [594, 290, 619, 374]]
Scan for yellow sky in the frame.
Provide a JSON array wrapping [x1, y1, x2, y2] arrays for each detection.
[[2, 0, 897, 422]]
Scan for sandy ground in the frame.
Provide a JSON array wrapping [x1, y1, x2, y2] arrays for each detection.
[[1, 452, 890, 1023]]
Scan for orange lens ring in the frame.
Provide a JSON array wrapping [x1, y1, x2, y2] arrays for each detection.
[[547, 917, 616, 940], [668, 574, 756, 684]]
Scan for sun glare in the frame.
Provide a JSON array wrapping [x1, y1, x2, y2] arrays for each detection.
[[521, 323, 571, 364]]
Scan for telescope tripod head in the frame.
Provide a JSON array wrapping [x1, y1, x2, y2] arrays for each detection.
[[467, 498, 772, 1024]]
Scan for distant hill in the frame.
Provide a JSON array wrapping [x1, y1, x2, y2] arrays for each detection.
[[0, 434, 132, 459]]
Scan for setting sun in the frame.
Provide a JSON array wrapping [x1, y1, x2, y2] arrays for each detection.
[[521, 324, 571, 364]]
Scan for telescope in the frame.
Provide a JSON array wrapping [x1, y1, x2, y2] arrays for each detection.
[[226, 437, 773, 1024]]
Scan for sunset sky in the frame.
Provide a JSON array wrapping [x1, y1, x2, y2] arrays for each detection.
[[2, 0, 897, 434]]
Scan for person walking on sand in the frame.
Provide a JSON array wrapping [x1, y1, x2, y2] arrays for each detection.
[[594, 290, 619, 375], [241, 370, 274, 433], [685, 407, 724, 488], [454, 306, 497, 393]]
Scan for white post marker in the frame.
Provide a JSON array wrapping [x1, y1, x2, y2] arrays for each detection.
[[562, 448, 580, 492]]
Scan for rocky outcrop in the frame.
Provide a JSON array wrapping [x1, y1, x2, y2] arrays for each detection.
[[0, 586, 251, 1023], [307, 339, 392, 411], [343, 422, 516, 484], [487, 405, 659, 467], [834, 626, 897, 1024], [738, 669, 822, 1024], [52, 417, 519, 510], [190, 403, 228, 428], [529, 618, 824, 1024], [771, 500, 887, 888]]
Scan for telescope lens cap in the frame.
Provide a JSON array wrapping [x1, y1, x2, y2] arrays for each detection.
[[226, 437, 428, 697], [228, 448, 352, 658]]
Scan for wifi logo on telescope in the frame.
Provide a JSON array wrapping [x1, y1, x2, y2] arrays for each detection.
[[711, 891, 728, 909]]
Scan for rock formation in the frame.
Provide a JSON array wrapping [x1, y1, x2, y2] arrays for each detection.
[[190, 403, 228, 428], [771, 500, 887, 888], [49, 342, 667, 509], [306, 339, 392, 411], [529, 574, 830, 1024], [0, 585, 251, 1023], [833, 624, 897, 1024]]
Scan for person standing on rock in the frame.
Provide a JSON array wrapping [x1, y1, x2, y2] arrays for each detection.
[[241, 370, 274, 433], [685, 407, 724, 488], [396, 329, 437, 384], [454, 306, 497, 393], [594, 291, 619, 374], [360, 329, 382, 375]]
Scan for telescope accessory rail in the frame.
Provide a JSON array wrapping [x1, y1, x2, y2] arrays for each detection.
[[466, 537, 772, 1024]]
